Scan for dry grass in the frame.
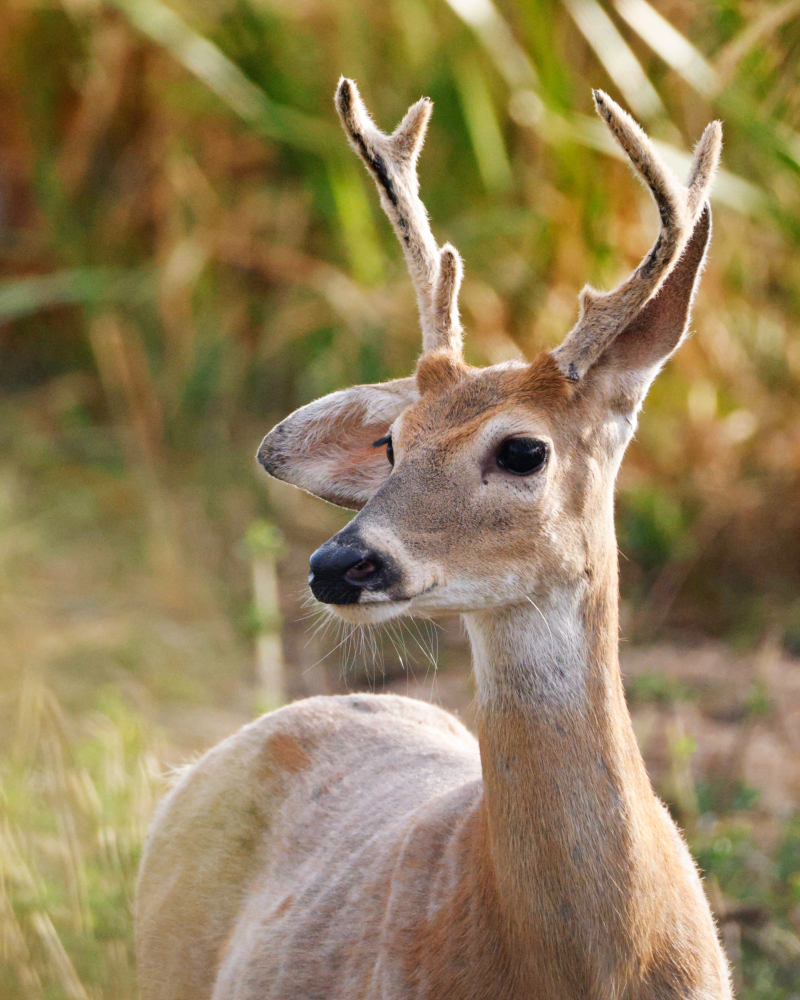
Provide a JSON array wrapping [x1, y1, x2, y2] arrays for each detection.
[[0, 680, 163, 999]]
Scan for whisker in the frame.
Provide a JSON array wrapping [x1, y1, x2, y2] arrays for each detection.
[[383, 622, 409, 692], [302, 619, 358, 678], [402, 617, 439, 702], [525, 595, 554, 644]]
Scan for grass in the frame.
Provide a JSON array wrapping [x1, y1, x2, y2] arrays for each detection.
[[0, 682, 163, 999], [693, 817, 800, 997]]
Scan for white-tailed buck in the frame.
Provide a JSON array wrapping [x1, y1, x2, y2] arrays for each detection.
[[137, 79, 732, 999]]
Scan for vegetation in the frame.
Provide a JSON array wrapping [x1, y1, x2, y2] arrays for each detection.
[[2, 0, 800, 995], [1, 683, 162, 999]]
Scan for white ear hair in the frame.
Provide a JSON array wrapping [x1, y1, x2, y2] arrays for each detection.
[[257, 378, 419, 510], [583, 203, 714, 416]]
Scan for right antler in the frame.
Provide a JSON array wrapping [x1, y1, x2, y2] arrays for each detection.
[[335, 78, 464, 357], [552, 91, 722, 381]]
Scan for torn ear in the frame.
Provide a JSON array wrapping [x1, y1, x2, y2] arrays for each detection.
[[257, 378, 418, 510], [587, 204, 712, 409]]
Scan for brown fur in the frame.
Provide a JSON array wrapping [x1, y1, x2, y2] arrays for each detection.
[[261, 731, 311, 775], [136, 85, 732, 999], [415, 350, 472, 396]]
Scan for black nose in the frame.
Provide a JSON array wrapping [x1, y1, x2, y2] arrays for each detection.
[[308, 544, 385, 605]]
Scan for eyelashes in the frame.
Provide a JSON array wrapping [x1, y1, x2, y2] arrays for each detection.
[[372, 434, 394, 466]]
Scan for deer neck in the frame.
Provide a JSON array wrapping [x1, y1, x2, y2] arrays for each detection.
[[462, 534, 672, 990]]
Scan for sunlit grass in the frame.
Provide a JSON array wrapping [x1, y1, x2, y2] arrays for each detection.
[[0, 680, 163, 999]]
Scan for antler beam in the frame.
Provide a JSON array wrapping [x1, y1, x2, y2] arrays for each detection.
[[335, 78, 463, 356], [552, 90, 722, 381]]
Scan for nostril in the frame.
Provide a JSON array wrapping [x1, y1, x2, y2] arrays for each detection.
[[344, 558, 380, 583], [309, 545, 363, 578], [308, 543, 394, 605], [309, 545, 382, 587]]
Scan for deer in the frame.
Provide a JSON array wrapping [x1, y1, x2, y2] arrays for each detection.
[[136, 78, 732, 1000]]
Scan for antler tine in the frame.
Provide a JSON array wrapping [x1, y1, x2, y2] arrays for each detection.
[[686, 120, 723, 219], [335, 77, 463, 355], [433, 244, 464, 355], [553, 90, 722, 382]]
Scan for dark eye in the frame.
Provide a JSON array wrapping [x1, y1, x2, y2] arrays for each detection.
[[496, 437, 547, 476], [372, 434, 394, 467]]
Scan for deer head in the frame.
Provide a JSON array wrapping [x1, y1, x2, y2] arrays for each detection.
[[258, 79, 721, 625]]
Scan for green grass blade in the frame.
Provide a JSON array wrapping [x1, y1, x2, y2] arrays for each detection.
[[109, 0, 341, 158], [0, 269, 154, 323]]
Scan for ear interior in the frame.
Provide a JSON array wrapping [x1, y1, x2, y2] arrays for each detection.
[[257, 378, 418, 510], [588, 205, 712, 406]]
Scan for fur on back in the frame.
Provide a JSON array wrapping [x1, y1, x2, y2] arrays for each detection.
[[135, 694, 502, 1000]]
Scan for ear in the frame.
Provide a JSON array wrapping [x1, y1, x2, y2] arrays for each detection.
[[257, 378, 419, 510], [587, 204, 712, 411]]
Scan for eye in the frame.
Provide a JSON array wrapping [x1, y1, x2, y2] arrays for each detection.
[[496, 437, 548, 476], [372, 434, 394, 467]]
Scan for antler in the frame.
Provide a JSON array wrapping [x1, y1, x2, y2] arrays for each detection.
[[335, 77, 464, 356], [552, 90, 722, 381]]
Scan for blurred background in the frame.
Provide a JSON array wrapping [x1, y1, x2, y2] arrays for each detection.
[[2, 0, 800, 995]]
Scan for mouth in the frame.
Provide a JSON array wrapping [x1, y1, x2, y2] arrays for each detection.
[[327, 600, 410, 624], [318, 584, 439, 623]]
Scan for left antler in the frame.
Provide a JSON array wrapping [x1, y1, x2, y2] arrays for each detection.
[[335, 77, 464, 356], [553, 90, 722, 381]]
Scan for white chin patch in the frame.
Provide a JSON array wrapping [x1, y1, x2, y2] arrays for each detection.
[[326, 600, 407, 625]]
